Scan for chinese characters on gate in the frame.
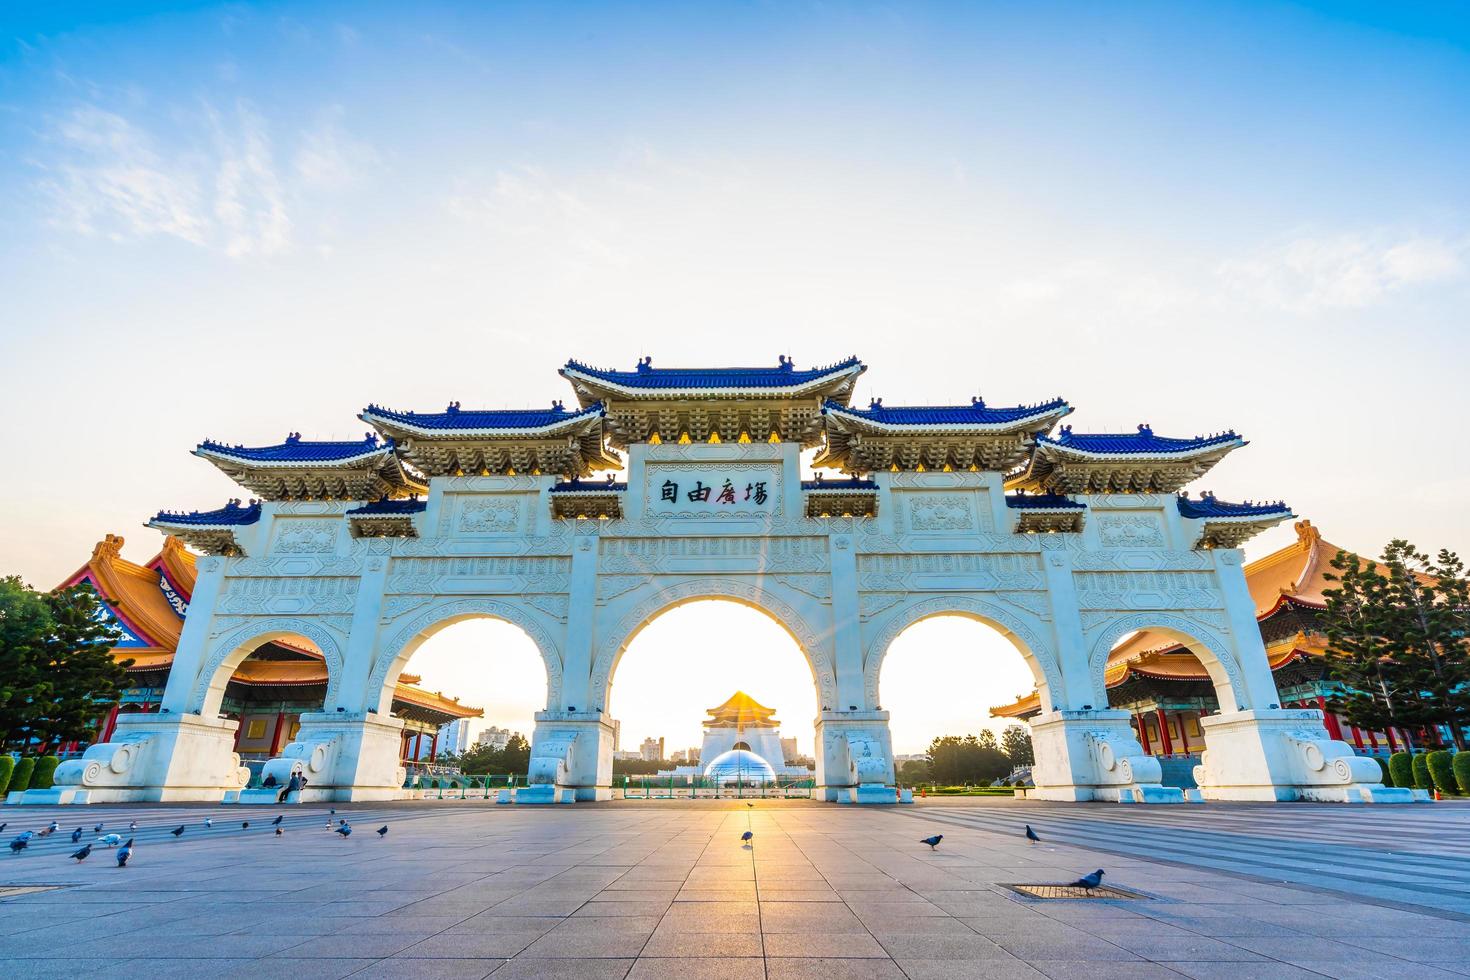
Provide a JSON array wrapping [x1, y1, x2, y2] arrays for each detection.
[[661, 478, 768, 507]]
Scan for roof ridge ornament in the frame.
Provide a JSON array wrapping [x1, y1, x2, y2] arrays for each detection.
[[1137, 423, 1152, 437]]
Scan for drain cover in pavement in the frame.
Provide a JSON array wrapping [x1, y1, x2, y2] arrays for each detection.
[[1002, 883, 1147, 900]]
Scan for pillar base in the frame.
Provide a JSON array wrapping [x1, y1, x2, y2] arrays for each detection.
[[815, 710, 896, 804], [50, 713, 250, 803], [521, 710, 615, 804], [1195, 708, 1413, 803], [1030, 709, 1185, 803], [263, 712, 409, 801]]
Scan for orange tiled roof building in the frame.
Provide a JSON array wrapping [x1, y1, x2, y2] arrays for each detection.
[[60, 535, 480, 767], [993, 520, 1426, 769]]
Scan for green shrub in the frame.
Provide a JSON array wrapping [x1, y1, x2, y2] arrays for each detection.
[[1388, 751, 1414, 788], [0, 756, 13, 796], [1372, 756, 1391, 786], [8, 757, 36, 794], [1412, 753, 1432, 790], [1426, 751, 1457, 795], [1454, 752, 1470, 795], [30, 755, 60, 791]]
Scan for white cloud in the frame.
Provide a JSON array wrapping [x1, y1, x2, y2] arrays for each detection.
[[1218, 232, 1466, 313], [37, 99, 380, 258]]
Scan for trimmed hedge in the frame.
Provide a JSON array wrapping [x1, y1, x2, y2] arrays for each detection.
[[1454, 751, 1470, 795], [1426, 751, 1457, 796], [1372, 756, 1391, 786], [1388, 751, 1414, 789], [8, 757, 36, 794], [30, 755, 60, 791], [1412, 753, 1432, 790], [0, 756, 13, 796]]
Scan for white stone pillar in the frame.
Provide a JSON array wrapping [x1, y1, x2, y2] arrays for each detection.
[[336, 551, 391, 712], [520, 710, 616, 803], [160, 556, 228, 713], [814, 710, 896, 803]]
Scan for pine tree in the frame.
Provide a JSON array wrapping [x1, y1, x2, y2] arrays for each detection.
[[30, 585, 129, 752], [0, 576, 52, 752], [1001, 725, 1034, 766], [1321, 550, 1417, 745], [1380, 543, 1470, 750]]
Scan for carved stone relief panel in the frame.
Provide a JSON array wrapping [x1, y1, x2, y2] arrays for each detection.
[[857, 553, 1044, 591], [1073, 570, 1222, 610], [598, 536, 827, 574], [387, 556, 570, 594], [1096, 513, 1166, 548], [216, 576, 359, 616], [269, 519, 339, 556], [444, 493, 535, 536]]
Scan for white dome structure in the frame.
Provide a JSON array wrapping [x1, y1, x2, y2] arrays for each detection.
[[703, 748, 776, 785]]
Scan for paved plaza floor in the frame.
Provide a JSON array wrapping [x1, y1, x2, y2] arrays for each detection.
[[2, 798, 1469, 979]]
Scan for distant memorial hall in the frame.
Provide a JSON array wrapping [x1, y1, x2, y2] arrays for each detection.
[[51, 356, 1409, 804]]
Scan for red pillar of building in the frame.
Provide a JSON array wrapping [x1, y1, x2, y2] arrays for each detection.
[[1316, 696, 1344, 740], [1155, 708, 1174, 756], [430, 732, 439, 763], [1135, 713, 1151, 754], [1385, 727, 1399, 752], [99, 704, 120, 743], [269, 710, 288, 755]]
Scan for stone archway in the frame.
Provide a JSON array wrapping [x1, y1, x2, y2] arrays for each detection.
[[368, 597, 565, 715], [862, 595, 1062, 714], [1087, 613, 1244, 712], [189, 618, 346, 718], [589, 578, 839, 713]]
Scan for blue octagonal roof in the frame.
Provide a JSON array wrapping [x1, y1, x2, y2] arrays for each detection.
[[196, 433, 391, 463], [562, 355, 863, 391], [801, 477, 878, 491], [1039, 424, 1243, 456], [1176, 493, 1290, 519], [1005, 493, 1086, 510], [363, 401, 603, 432], [549, 478, 628, 494], [151, 499, 262, 527], [825, 396, 1069, 427], [346, 497, 428, 516]]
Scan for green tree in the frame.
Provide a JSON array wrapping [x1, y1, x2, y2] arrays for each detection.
[[1378, 542, 1470, 750], [926, 734, 1011, 785], [0, 576, 52, 752], [976, 729, 998, 751], [31, 585, 130, 752], [1000, 725, 1033, 767], [1321, 551, 1417, 745]]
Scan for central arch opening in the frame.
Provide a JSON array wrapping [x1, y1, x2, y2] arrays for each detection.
[[608, 599, 818, 793], [879, 614, 1041, 789], [386, 618, 547, 779]]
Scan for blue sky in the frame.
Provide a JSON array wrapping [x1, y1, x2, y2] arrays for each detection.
[[3, 2, 1468, 750]]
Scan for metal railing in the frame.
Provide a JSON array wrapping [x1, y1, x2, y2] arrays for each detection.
[[404, 772, 525, 799], [619, 774, 815, 799]]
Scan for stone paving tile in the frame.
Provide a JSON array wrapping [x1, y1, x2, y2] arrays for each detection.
[[764, 932, 890, 957], [626, 958, 766, 979], [894, 959, 1050, 979], [637, 931, 764, 957], [353, 958, 508, 978], [488, 957, 635, 978], [401, 931, 548, 958], [765, 958, 909, 979], [219, 958, 378, 979]]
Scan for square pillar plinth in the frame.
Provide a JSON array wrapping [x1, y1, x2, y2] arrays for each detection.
[[49, 713, 251, 803], [1029, 709, 1184, 804]]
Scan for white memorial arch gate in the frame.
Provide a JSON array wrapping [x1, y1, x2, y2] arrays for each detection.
[[54, 356, 1408, 804]]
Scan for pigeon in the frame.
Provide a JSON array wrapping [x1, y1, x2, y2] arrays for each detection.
[[93, 823, 103, 833], [16, 830, 33, 842], [70, 828, 82, 844], [325, 817, 334, 829], [0, 823, 7, 832], [1068, 869, 1105, 891], [129, 821, 137, 831], [39, 821, 59, 837], [920, 835, 943, 850], [740, 830, 753, 843], [241, 822, 250, 829], [204, 818, 212, 828], [98, 833, 123, 847], [376, 826, 388, 837], [271, 815, 283, 826], [338, 818, 346, 825], [274, 827, 283, 837], [117, 838, 134, 867], [746, 802, 754, 808], [71, 843, 93, 862], [335, 824, 352, 837], [9, 837, 27, 853], [329, 809, 336, 814], [1025, 825, 1040, 843], [170, 825, 185, 837]]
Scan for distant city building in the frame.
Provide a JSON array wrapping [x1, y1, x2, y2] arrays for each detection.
[[656, 692, 812, 785], [613, 750, 643, 761], [894, 753, 928, 762], [639, 737, 665, 762], [670, 749, 688, 763], [475, 726, 515, 751], [780, 737, 798, 763], [612, 719, 621, 752], [439, 719, 473, 756]]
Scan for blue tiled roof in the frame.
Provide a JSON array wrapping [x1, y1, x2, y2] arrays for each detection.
[[549, 479, 628, 493], [562, 356, 863, 390], [362, 401, 603, 431], [346, 497, 428, 516], [1039, 424, 1243, 455], [1176, 493, 1290, 519], [197, 433, 390, 462], [801, 478, 878, 491], [825, 396, 1069, 426], [152, 499, 262, 526], [1005, 493, 1086, 510]]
